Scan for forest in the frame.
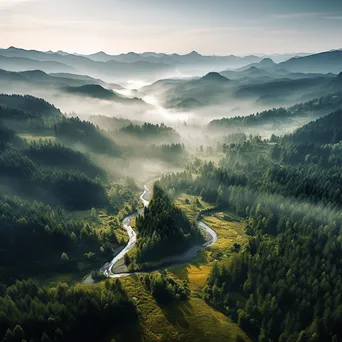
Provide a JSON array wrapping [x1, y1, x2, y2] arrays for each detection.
[[0, 279, 136, 342], [209, 93, 342, 130], [133, 184, 203, 264], [157, 108, 342, 341], [119, 122, 178, 140]]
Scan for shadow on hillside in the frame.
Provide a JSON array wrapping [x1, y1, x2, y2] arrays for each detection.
[[160, 300, 193, 329]]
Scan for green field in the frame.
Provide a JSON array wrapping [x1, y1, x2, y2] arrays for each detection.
[[119, 274, 250, 342]]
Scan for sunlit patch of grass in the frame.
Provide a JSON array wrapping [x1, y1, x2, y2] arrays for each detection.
[[185, 265, 211, 291], [118, 275, 250, 342], [175, 194, 211, 221], [203, 213, 247, 253], [130, 216, 137, 229], [175, 193, 248, 258]]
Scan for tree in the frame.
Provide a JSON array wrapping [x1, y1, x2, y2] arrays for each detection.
[[61, 252, 69, 262]]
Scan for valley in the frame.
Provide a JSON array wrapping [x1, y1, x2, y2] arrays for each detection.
[[1, 15, 342, 340]]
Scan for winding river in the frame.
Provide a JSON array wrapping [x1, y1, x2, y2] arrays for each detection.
[[84, 184, 217, 283]]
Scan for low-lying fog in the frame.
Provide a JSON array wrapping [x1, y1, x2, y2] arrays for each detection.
[[1, 70, 319, 145]]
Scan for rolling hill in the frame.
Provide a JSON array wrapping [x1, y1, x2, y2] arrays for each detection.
[[62, 84, 149, 106], [279, 50, 342, 74], [0, 54, 75, 73]]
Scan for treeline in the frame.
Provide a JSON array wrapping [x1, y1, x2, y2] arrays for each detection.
[[54, 117, 121, 156], [287, 110, 342, 145], [0, 125, 24, 149], [0, 104, 61, 133], [0, 94, 62, 134], [160, 138, 342, 209], [0, 279, 136, 342], [0, 194, 117, 281], [0, 145, 107, 210], [26, 140, 105, 179], [89, 115, 136, 131], [208, 93, 342, 129], [204, 187, 342, 341], [134, 184, 203, 263], [149, 143, 186, 163], [120, 122, 177, 140], [125, 143, 187, 164], [0, 94, 61, 117]]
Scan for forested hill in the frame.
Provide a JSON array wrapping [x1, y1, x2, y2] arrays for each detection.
[[63, 84, 117, 100], [0, 124, 24, 149], [135, 184, 203, 263], [0, 279, 136, 342], [208, 93, 342, 129], [0, 94, 61, 117], [159, 133, 342, 341], [119, 122, 178, 140], [0, 95, 129, 283], [54, 117, 122, 156], [62, 84, 147, 105], [289, 109, 342, 144]]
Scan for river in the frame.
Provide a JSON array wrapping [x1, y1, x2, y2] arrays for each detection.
[[84, 184, 217, 283]]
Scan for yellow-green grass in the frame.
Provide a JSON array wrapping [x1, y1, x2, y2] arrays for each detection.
[[174, 194, 211, 221], [169, 211, 248, 298], [113, 193, 250, 341], [203, 212, 247, 254], [118, 275, 250, 342]]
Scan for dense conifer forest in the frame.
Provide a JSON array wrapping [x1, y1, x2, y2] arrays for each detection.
[[0, 279, 136, 342], [134, 184, 203, 263], [158, 107, 342, 341]]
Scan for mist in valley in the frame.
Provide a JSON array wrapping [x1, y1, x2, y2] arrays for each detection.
[[1, 1, 342, 341]]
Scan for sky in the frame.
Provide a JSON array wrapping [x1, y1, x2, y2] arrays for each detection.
[[0, 0, 342, 55]]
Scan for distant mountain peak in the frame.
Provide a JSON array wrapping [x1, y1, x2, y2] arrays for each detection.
[[188, 50, 201, 56], [126, 52, 140, 56], [22, 69, 47, 75], [259, 58, 275, 66], [56, 50, 69, 56], [176, 97, 202, 109], [201, 72, 230, 82], [92, 51, 108, 56], [337, 72, 342, 82]]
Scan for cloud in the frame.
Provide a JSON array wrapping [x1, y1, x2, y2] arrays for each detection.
[[271, 12, 322, 19], [324, 15, 342, 20], [272, 12, 342, 22]]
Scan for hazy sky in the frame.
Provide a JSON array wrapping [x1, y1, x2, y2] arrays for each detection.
[[0, 0, 342, 55]]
